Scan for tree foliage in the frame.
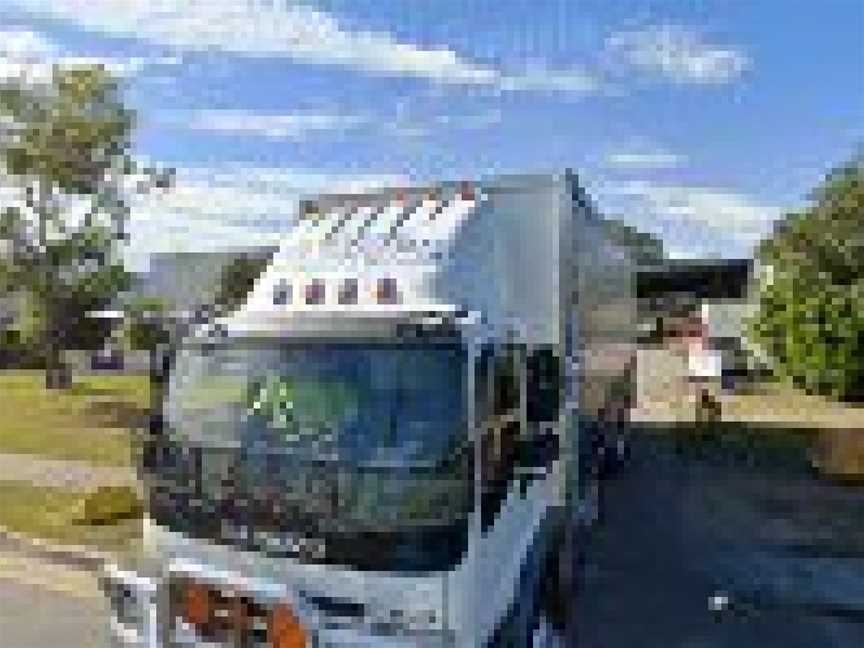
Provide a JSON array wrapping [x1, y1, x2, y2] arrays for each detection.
[[124, 295, 170, 352], [214, 253, 271, 314], [602, 218, 665, 266], [0, 64, 171, 385], [751, 157, 864, 401]]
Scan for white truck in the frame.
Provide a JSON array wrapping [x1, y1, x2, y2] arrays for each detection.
[[100, 170, 637, 647]]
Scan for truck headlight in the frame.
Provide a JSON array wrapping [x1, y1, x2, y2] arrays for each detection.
[[104, 578, 144, 629], [99, 565, 157, 640]]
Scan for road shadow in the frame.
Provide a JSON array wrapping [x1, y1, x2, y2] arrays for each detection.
[[630, 420, 819, 472]]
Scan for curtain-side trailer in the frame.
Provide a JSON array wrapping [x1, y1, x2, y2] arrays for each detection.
[[99, 170, 636, 647]]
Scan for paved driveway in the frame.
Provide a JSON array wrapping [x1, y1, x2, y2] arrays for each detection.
[[0, 543, 110, 648], [573, 432, 864, 647]]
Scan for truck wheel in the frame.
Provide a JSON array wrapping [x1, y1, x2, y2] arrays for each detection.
[[490, 601, 540, 648], [491, 540, 552, 648], [532, 616, 567, 648], [538, 523, 580, 643]]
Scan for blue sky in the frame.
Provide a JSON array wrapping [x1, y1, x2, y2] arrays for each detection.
[[1, 1, 862, 269]]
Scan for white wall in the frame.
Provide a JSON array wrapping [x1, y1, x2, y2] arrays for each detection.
[[701, 299, 757, 340]]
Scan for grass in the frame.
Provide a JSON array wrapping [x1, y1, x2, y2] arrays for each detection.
[[721, 379, 864, 428], [0, 480, 143, 555], [0, 370, 150, 467]]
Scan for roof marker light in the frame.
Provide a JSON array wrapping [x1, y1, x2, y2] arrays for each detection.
[[305, 279, 326, 305], [338, 278, 358, 305], [273, 281, 292, 306], [376, 277, 399, 304]]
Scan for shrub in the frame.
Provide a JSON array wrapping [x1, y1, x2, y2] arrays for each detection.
[[752, 158, 864, 402], [79, 485, 144, 526]]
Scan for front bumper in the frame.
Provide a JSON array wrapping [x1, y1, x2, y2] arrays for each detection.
[[99, 561, 454, 648]]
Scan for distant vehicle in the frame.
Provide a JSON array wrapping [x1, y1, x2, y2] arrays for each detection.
[[99, 171, 637, 647]]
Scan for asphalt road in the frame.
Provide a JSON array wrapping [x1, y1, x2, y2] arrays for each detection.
[[572, 432, 864, 647]]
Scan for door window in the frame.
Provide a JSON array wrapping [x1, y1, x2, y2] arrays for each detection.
[[478, 345, 522, 531]]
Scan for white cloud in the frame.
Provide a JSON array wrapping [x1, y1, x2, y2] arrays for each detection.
[[132, 165, 407, 229], [385, 106, 503, 139], [10, 1, 602, 96], [0, 29, 59, 62], [605, 24, 750, 84], [1, 159, 406, 268], [175, 109, 368, 140], [608, 180, 780, 239], [59, 54, 181, 77], [167, 105, 503, 141], [605, 151, 684, 169], [604, 143, 686, 170], [0, 29, 59, 82], [124, 165, 407, 269], [0, 28, 179, 82], [663, 243, 715, 260], [497, 63, 600, 95], [10, 1, 498, 84]]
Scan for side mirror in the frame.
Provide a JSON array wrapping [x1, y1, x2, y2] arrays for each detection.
[[516, 426, 559, 468]]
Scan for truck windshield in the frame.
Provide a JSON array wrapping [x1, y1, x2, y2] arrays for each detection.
[[167, 342, 466, 467], [152, 340, 472, 571]]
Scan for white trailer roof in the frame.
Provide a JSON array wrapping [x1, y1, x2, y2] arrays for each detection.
[[274, 188, 474, 267], [231, 172, 587, 345]]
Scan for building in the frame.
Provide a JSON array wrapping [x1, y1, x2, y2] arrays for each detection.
[[632, 258, 762, 421], [132, 246, 278, 316], [636, 258, 756, 346]]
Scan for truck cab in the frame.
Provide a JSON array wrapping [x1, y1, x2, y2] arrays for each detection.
[[100, 171, 635, 647]]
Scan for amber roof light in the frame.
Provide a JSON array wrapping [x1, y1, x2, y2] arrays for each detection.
[[376, 277, 399, 304]]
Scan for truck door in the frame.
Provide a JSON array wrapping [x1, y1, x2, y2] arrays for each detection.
[[469, 344, 562, 643]]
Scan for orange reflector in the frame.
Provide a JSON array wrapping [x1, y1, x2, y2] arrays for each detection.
[[269, 603, 307, 648], [182, 582, 211, 627]]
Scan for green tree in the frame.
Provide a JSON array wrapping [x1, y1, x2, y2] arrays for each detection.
[[124, 295, 170, 353], [752, 156, 864, 401], [214, 253, 271, 314], [0, 64, 171, 387]]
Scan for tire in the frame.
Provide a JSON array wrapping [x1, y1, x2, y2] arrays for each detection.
[[490, 599, 540, 648], [538, 521, 581, 643], [603, 429, 631, 477], [491, 516, 581, 647], [532, 615, 567, 648], [489, 538, 556, 648]]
